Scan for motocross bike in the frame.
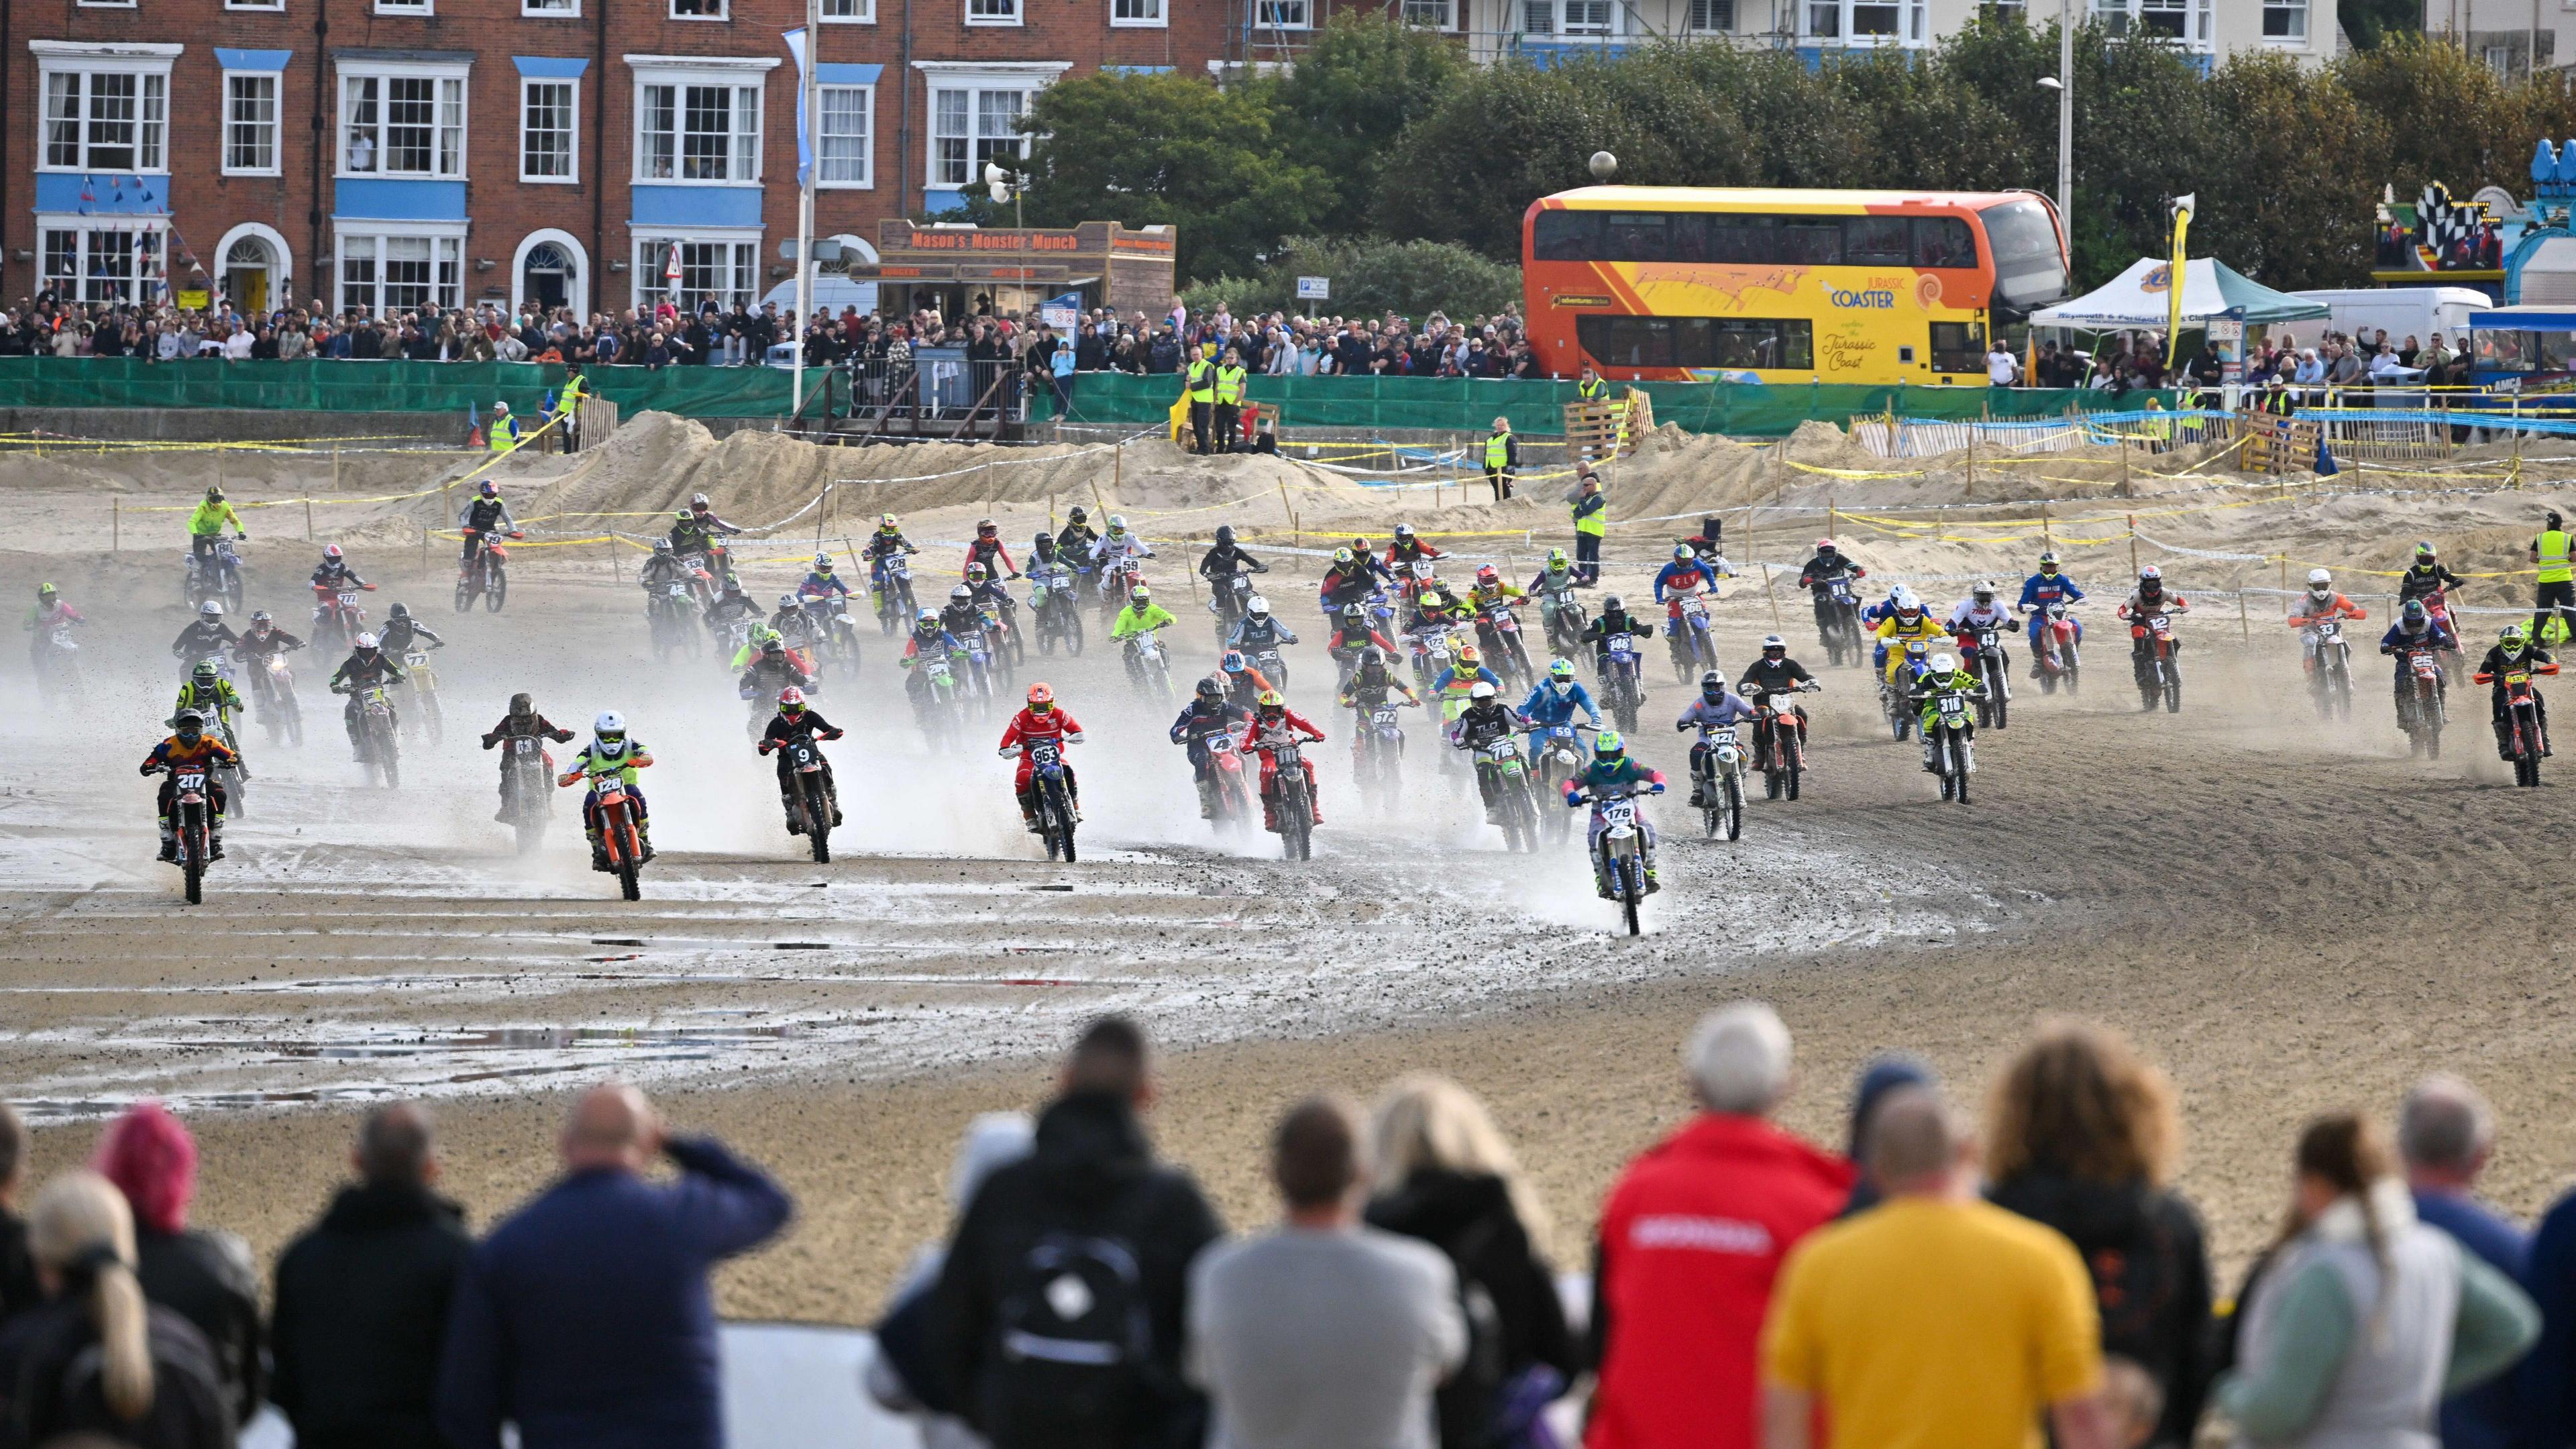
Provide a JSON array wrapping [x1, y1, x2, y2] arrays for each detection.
[[871, 554, 918, 634], [1666, 591, 1718, 685], [455, 528, 521, 612], [1210, 570, 1255, 646], [1816, 577, 1865, 667], [1350, 697, 1415, 813], [311, 581, 374, 653], [1257, 726, 1317, 862], [1249, 643, 1291, 694], [775, 725, 837, 863], [2128, 610, 2183, 713], [2396, 643, 2448, 759], [1121, 627, 1173, 703], [184, 541, 246, 615], [1883, 659, 1931, 741], [1028, 564, 1084, 657], [2303, 617, 2354, 721], [498, 734, 553, 855], [1203, 724, 1257, 833], [349, 683, 400, 789], [1596, 632, 1645, 735], [241, 647, 303, 747], [1025, 737, 1079, 863], [803, 595, 864, 675], [1751, 685, 1817, 801], [1474, 600, 1535, 692], [32, 616, 81, 706], [2029, 602, 2082, 696], [1922, 688, 1978, 805], [1691, 720, 1748, 842], [1570, 782, 1663, 936], [649, 580, 702, 663], [1540, 583, 1589, 660], [401, 648, 445, 745], [1958, 625, 2012, 730], [154, 761, 219, 904], [578, 765, 648, 900], [1532, 722, 1591, 845], [1463, 732, 1543, 855], [913, 651, 963, 752], [2484, 661, 2558, 788]]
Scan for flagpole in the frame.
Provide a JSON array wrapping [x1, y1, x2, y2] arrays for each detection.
[[792, 3, 819, 425]]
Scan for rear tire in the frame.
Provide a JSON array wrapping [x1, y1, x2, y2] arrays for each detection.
[[1723, 774, 1743, 841], [804, 777, 833, 863], [488, 570, 508, 612], [1621, 871, 1642, 936]]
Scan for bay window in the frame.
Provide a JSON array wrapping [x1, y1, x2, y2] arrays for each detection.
[[1799, 0, 1924, 44], [42, 68, 168, 172], [2090, 0, 2211, 48], [339, 68, 468, 177], [40, 220, 164, 305]]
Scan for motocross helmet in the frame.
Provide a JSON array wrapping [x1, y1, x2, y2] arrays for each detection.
[[1468, 681, 1497, 701], [1457, 643, 1484, 667], [594, 710, 625, 743], [2139, 564, 2164, 584], [977, 518, 997, 538], [1221, 650, 1248, 674], [508, 692, 533, 716], [1548, 658, 1575, 682], [1067, 506, 1088, 525], [675, 510, 694, 525], [1034, 534, 1057, 556], [1815, 537, 1837, 553], [1931, 652, 1960, 675], [1700, 670, 1725, 703], [205, 486, 224, 502], [1673, 545, 1693, 562], [761, 639, 786, 658], [1762, 634, 1787, 658], [2418, 541, 2440, 561], [2307, 568, 2333, 598], [354, 632, 381, 654], [1594, 731, 1626, 759], [1130, 585, 1152, 605], [1547, 547, 1569, 569], [2037, 551, 2059, 572], [1246, 594, 1271, 618], [249, 610, 273, 627], [965, 562, 988, 582], [1972, 581, 1996, 604], [652, 537, 674, 555], [951, 584, 973, 602], [779, 594, 800, 610], [1394, 523, 1416, 542], [37, 582, 56, 600], [1360, 647, 1384, 667], [812, 554, 835, 573], [388, 602, 409, 619], [1216, 525, 1236, 547], [690, 493, 712, 511], [915, 608, 941, 627], [199, 600, 223, 620], [1602, 594, 1625, 614], [174, 710, 205, 743], [479, 480, 498, 498], [2502, 624, 2532, 651], [878, 513, 901, 533], [1419, 590, 1448, 611], [325, 544, 343, 561], [1256, 689, 1285, 714], [192, 659, 219, 686], [777, 686, 807, 716], [1106, 514, 1128, 533], [1026, 682, 1055, 712], [1196, 676, 1224, 701], [2402, 598, 2430, 627], [1333, 547, 1355, 566], [1476, 565, 1499, 584], [722, 580, 745, 597]]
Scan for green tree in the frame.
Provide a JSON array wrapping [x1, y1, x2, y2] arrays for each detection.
[[970, 71, 1334, 284], [2339, 34, 2520, 203], [1181, 236, 1521, 319], [1269, 15, 1464, 235], [2340, 0, 2421, 50], [2200, 52, 2387, 287]]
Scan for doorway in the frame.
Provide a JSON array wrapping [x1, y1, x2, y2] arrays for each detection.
[[222, 236, 271, 316], [523, 243, 572, 313]]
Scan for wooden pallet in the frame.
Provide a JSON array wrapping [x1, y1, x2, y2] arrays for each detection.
[[2238, 410, 2318, 475], [1563, 388, 1652, 461]]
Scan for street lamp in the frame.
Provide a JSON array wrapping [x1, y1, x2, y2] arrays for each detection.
[[2039, 0, 2072, 243], [983, 161, 1024, 231]]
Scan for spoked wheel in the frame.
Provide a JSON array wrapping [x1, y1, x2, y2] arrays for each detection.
[[804, 776, 833, 863], [488, 570, 508, 611], [455, 580, 474, 613], [1722, 774, 1743, 841], [421, 692, 444, 745]]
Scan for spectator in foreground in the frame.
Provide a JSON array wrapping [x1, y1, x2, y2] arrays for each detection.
[[0, 1170, 233, 1449], [1188, 1096, 1465, 1449], [866, 1111, 1036, 1449], [933, 1016, 1225, 1449], [1363, 1075, 1573, 1448], [91, 1104, 262, 1427], [1838, 1053, 1933, 1216], [1762, 1087, 2111, 1449], [2221, 1112, 2535, 1447], [1984, 1021, 2212, 1448], [2399, 1076, 2527, 1449], [1589, 1003, 1853, 1449], [434, 1083, 794, 1449], [0, 1105, 34, 1327], [2519, 1137, 2576, 1449], [271, 1104, 472, 1449]]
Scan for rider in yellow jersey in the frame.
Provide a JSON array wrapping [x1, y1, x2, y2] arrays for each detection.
[[1872, 586, 1947, 688]]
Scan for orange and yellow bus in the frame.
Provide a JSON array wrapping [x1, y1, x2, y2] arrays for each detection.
[[1522, 186, 2071, 386]]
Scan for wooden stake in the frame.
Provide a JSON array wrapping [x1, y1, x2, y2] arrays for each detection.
[[1964, 429, 1976, 498], [2119, 434, 2131, 494], [2041, 498, 2051, 548], [111, 496, 119, 552], [2128, 514, 2139, 578], [304, 498, 315, 542], [2238, 584, 2249, 641]]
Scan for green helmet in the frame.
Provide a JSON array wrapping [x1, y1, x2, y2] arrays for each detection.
[[1546, 547, 1570, 569], [676, 508, 694, 523], [2416, 541, 2436, 560], [36, 582, 56, 598], [2502, 623, 2530, 651], [191, 659, 219, 685], [1594, 730, 1625, 759]]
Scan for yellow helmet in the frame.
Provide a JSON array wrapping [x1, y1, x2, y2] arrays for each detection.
[[1457, 643, 1483, 665], [1256, 689, 1285, 709]]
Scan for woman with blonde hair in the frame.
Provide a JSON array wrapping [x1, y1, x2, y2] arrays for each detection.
[[0, 1171, 232, 1448], [1363, 1074, 1574, 1449], [1986, 1019, 2212, 1448]]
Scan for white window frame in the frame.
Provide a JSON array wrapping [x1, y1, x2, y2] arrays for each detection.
[[523, 0, 580, 15], [1113, 0, 1167, 25], [631, 230, 761, 315], [820, 0, 875, 21], [914, 63, 1066, 190], [519, 76, 579, 184], [669, 0, 726, 18], [1522, 0, 1622, 37], [336, 60, 470, 179], [816, 83, 873, 189], [37, 215, 168, 305], [374, 0, 432, 15], [76, 0, 138, 13], [1799, 0, 1925, 45], [2088, 0, 2212, 50], [2259, 0, 2306, 43], [626, 56, 777, 185], [226, 0, 285, 15], [31, 44, 178, 176], [967, 0, 1022, 25], [1254, 0, 1309, 27], [334, 223, 468, 316], [1685, 0, 1733, 32], [1396, 0, 1452, 28], [223, 68, 283, 177]]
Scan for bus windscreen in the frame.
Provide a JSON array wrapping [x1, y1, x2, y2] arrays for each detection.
[[1979, 199, 2068, 310]]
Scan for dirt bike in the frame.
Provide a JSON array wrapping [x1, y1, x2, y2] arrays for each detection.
[[1540, 585, 1589, 659], [1922, 688, 1978, 804], [343, 682, 400, 788], [1570, 782, 1663, 936], [1210, 570, 1256, 645], [1411, 625, 1458, 698], [401, 648, 445, 745], [1028, 565, 1085, 657], [207, 707, 250, 820], [498, 734, 554, 855], [455, 528, 520, 612], [32, 616, 81, 706], [649, 581, 702, 662], [871, 555, 918, 634], [774, 726, 837, 863], [978, 604, 1020, 688], [1751, 686, 1815, 801], [959, 631, 998, 721], [1666, 592, 1718, 684], [2301, 616, 2355, 721], [311, 581, 373, 653], [154, 761, 219, 904], [1256, 726, 1318, 861], [802, 595, 864, 675], [244, 647, 303, 746], [2424, 587, 2468, 688], [1815, 577, 1865, 667], [2396, 643, 2448, 758], [184, 541, 246, 615], [1462, 731, 1543, 854], [1597, 632, 1645, 734], [1121, 627, 1173, 702], [1691, 719, 1748, 842], [1957, 624, 2012, 729], [2029, 602, 2082, 695], [1351, 696, 1414, 812], [1024, 737, 1079, 863], [2483, 661, 2557, 788], [1249, 643, 1291, 694], [580, 767, 648, 900], [1882, 659, 1931, 741], [912, 651, 963, 752], [1474, 600, 1535, 691], [2127, 609, 2183, 713], [1202, 724, 1258, 833], [1097, 557, 1145, 623], [1532, 722, 1590, 843]]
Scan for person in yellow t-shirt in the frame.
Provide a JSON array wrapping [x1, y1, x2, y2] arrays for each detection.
[[1762, 1087, 2110, 1449]]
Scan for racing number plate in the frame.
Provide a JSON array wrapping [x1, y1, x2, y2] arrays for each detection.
[[1939, 696, 1968, 721], [513, 737, 536, 756], [1600, 799, 1638, 827], [176, 772, 206, 791], [1609, 634, 1635, 655]]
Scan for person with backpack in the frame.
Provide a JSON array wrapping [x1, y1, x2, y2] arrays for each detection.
[[932, 1016, 1225, 1449], [0, 1170, 234, 1449], [1363, 1075, 1575, 1449]]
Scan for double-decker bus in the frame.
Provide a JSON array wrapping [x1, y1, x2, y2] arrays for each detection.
[[1522, 186, 2071, 386]]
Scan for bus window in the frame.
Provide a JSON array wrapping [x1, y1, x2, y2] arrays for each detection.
[[1579, 315, 1674, 368], [1780, 222, 1844, 266], [1913, 217, 1975, 269], [1604, 213, 1670, 262], [1706, 215, 1764, 264], [1929, 321, 1985, 373], [1532, 210, 1600, 261], [1845, 216, 1911, 265], [1977, 198, 2069, 308], [1669, 213, 1710, 262]]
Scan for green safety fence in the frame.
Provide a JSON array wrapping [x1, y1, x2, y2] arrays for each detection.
[[1039, 370, 2179, 438], [0, 357, 802, 418]]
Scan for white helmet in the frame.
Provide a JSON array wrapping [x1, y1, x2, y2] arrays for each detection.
[[2306, 568, 2332, 596], [199, 600, 225, 618], [1469, 680, 1497, 700], [1107, 513, 1129, 531], [1972, 579, 1997, 600], [1890, 585, 1920, 610], [2139, 564, 2163, 582], [354, 631, 380, 650], [594, 710, 625, 735], [1246, 593, 1271, 616], [1930, 651, 1960, 674]]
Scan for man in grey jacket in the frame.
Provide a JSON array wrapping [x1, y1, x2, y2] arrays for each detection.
[[1187, 1097, 1464, 1449]]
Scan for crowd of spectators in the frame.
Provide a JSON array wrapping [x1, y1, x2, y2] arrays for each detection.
[[11, 1008, 2576, 1449]]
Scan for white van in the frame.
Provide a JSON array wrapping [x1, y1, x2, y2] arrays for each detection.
[[2288, 286, 2492, 351]]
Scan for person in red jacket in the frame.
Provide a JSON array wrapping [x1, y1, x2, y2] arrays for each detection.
[[996, 682, 1083, 832], [1246, 690, 1324, 829], [1587, 1002, 1855, 1449], [963, 518, 1018, 580]]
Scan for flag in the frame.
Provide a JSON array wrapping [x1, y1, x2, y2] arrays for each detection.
[[2165, 193, 2194, 371], [784, 28, 812, 190]]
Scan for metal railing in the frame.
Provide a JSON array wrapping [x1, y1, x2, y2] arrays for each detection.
[[839, 355, 1035, 439]]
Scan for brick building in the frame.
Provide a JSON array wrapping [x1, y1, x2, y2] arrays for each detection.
[[1, 0, 1229, 319]]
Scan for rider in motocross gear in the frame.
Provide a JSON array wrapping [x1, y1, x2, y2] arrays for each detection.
[[2116, 568, 2190, 684], [171, 601, 241, 672], [999, 684, 1084, 830], [739, 640, 816, 700], [1432, 643, 1504, 728], [1226, 594, 1298, 653], [1328, 602, 1397, 686], [1112, 585, 1177, 643], [1521, 659, 1603, 745], [1340, 648, 1421, 714], [1946, 582, 2017, 688], [1653, 545, 1725, 614], [703, 580, 763, 636], [376, 602, 443, 658], [767, 592, 817, 648], [1056, 506, 1100, 561], [1385, 523, 1443, 577], [24, 583, 80, 672], [2380, 597, 2459, 710], [457, 480, 517, 566], [1250, 690, 1325, 829], [559, 711, 654, 864], [1737, 635, 1817, 770], [311, 545, 368, 592], [1318, 548, 1377, 619], [2017, 552, 2086, 654], [170, 660, 246, 749], [756, 686, 845, 833], [1674, 672, 1760, 806], [1565, 732, 1665, 896], [2287, 568, 2369, 670], [939, 586, 986, 646], [1169, 677, 1254, 814], [1218, 649, 1278, 713], [1527, 549, 1584, 635], [2396, 542, 2467, 606], [2478, 625, 2555, 759], [1796, 538, 1866, 633], [229, 611, 303, 683], [1580, 596, 1656, 672], [799, 553, 853, 603], [142, 711, 235, 861], [900, 610, 965, 704], [1407, 588, 1468, 637], [639, 538, 696, 596], [480, 692, 575, 820], [1451, 681, 1528, 822], [965, 518, 1018, 581], [1087, 516, 1153, 581], [329, 633, 406, 758], [1907, 653, 1985, 773], [1199, 524, 1269, 589], [187, 486, 248, 563], [1874, 588, 1947, 688], [684, 493, 744, 538]]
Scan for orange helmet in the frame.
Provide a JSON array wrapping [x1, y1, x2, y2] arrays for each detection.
[[1026, 682, 1055, 712]]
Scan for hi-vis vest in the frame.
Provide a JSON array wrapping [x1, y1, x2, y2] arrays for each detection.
[[1576, 376, 1607, 402], [1214, 364, 1246, 405], [488, 416, 519, 453], [2540, 529, 2574, 584], [1485, 433, 1511, 469], [1185, 360, 1215, 403]]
